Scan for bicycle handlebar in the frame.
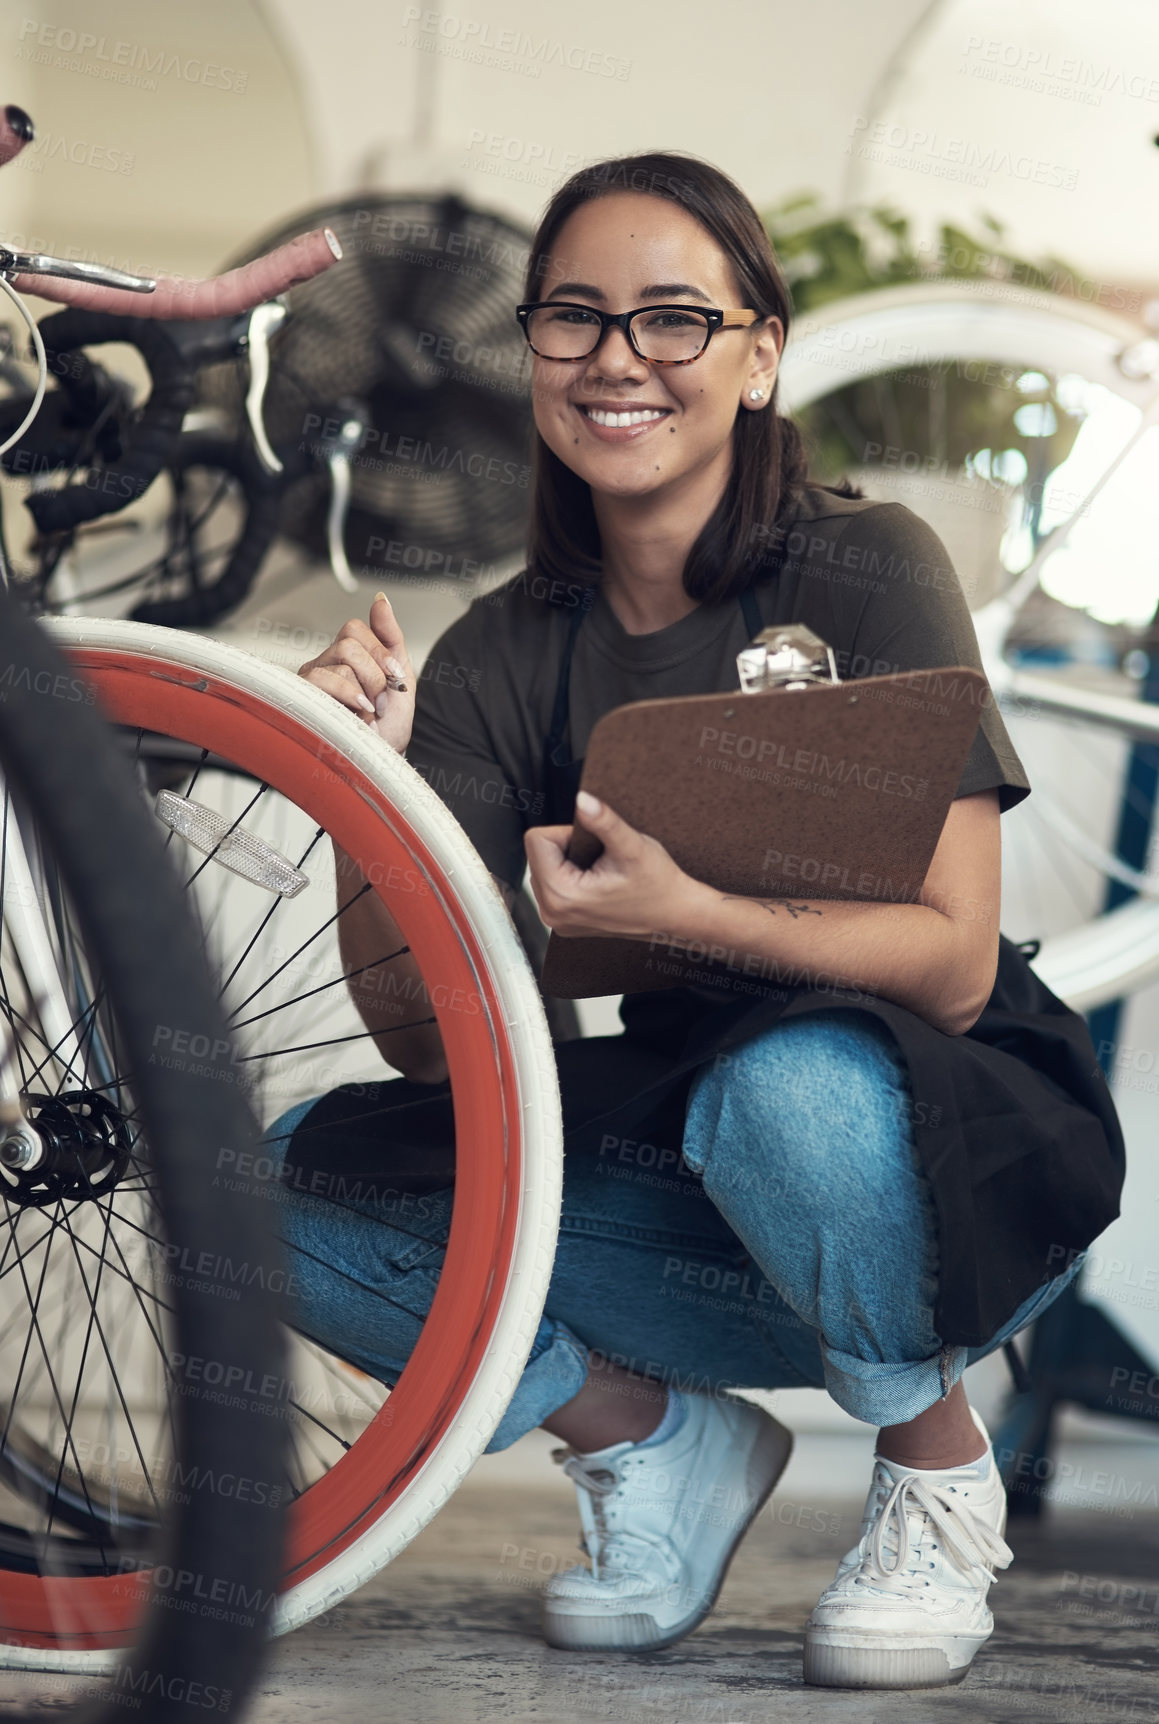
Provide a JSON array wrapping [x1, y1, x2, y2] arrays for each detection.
[[10, 228, 342, 319]]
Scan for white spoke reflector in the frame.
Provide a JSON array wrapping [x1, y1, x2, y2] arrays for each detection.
[[154, 790, 309, 897]]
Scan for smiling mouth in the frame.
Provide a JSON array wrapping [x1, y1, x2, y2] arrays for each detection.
[[580, 405, 670, 428]]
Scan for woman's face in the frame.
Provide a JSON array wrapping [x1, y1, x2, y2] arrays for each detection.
[[529, 192, 782, 508]]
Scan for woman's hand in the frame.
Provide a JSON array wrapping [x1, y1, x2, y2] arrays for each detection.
[[525, 791, 703, 940], [298, 591, 416, 753]]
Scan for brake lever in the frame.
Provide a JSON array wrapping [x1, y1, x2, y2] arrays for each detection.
[[240, 300, 287, 475], [321, 405, 369, 594], [0, 247, 155, 296]]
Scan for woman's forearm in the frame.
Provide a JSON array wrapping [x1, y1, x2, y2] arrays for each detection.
[[529, 790, 1004, 1038], [333, 845, 449, 1082], [649, 875, 999, 1036]]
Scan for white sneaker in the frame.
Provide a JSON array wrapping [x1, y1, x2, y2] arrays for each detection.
[[542, 1391, 793, 1651], [803, 1409, 1013, 1689]]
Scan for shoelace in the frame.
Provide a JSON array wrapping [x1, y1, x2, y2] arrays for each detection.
[[553, 1448, 673, 1583], [556, 1451, 618, 1504], [862, 1471, 1014, 1591]]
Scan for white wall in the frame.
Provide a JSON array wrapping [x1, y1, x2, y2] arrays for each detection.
[[845, 0, 1159, 292], [1, 0, 315, 275], [264, 0, 1159, 296], [263, 0, 934, 222]]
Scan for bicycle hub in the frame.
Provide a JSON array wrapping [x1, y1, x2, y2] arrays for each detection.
[[0, 1091, 134, 1207]]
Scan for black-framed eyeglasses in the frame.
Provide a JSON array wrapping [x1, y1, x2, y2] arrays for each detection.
[[515, 301, 759, 365]]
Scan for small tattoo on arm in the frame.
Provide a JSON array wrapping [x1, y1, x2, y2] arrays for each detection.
[[722, 896, 822, 920]]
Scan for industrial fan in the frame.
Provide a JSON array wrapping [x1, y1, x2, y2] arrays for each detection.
[[202, 192, 536, 585]]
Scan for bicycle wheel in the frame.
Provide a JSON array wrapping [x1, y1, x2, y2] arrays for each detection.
[[779, 281, 1159, 1010], [28, 616, 562, 1648], [0, 592, 286, 1715], [23, 434, 285, 630], [124, 435, 286, 631]]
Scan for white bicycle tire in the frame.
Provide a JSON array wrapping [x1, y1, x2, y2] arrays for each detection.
[[779, 280, 1155, 417]]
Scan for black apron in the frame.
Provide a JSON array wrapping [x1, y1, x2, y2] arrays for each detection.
[[288, 590, 1126, 1348]]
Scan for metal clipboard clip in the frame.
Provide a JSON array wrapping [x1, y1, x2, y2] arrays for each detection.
[[736, 623, 839, 692]]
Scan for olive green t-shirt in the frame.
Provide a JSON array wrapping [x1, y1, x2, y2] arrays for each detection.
[[407, 485, 1030, 891]]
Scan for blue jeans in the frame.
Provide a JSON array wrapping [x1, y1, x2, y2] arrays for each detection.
[[271, 1011, 1083, 1451]]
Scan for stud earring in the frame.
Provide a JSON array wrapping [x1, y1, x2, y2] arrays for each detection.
[[749, 389, 764, 401]]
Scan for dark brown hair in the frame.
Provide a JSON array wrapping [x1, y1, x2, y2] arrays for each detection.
[[522, 151, 809, 605]]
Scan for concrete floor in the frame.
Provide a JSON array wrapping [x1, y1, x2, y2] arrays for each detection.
[[248, 1422, 1159, 1724], [243, 1482, 1159, 1724], [5, 1428, 1156, 1724]]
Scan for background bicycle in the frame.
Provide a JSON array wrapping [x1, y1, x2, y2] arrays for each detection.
[[0, 193, 535, 631]]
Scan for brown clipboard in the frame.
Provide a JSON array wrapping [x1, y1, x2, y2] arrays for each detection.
[[540, 665, 988, 999]]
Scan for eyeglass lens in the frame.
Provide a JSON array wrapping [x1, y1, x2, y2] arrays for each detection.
[[525, 306, 711, 362]]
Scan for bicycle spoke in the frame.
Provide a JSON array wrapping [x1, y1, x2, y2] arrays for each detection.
[[100, 1200, 173, 1262], [235, 1021, 433, 1061], [0, 793, 36, 1094], [0, 1206, 173, 1366], [131, 732, 212, 836], [0, 840, 124, 1098], [41, 1232, 82, 1526], [53, 1207, 166, 1524], [0, 1207, 56, 1453], [220, 828, 327, 995], [227, 881, 376, 1017], [16, 989, 104, 1094], [101, 1209, 179, 1396], [282, 1405, 348, 1479], [44, 1210, 174, 1318], [229, 947, 408, 1034], [46, 1194, 132, 1539], [62, 474, 238, 609], [0, 1202, 68, 1290], [283, 1233, 445, 1324], [281, 1388, 353, 1454], [2, 1202, 117, 1558]]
